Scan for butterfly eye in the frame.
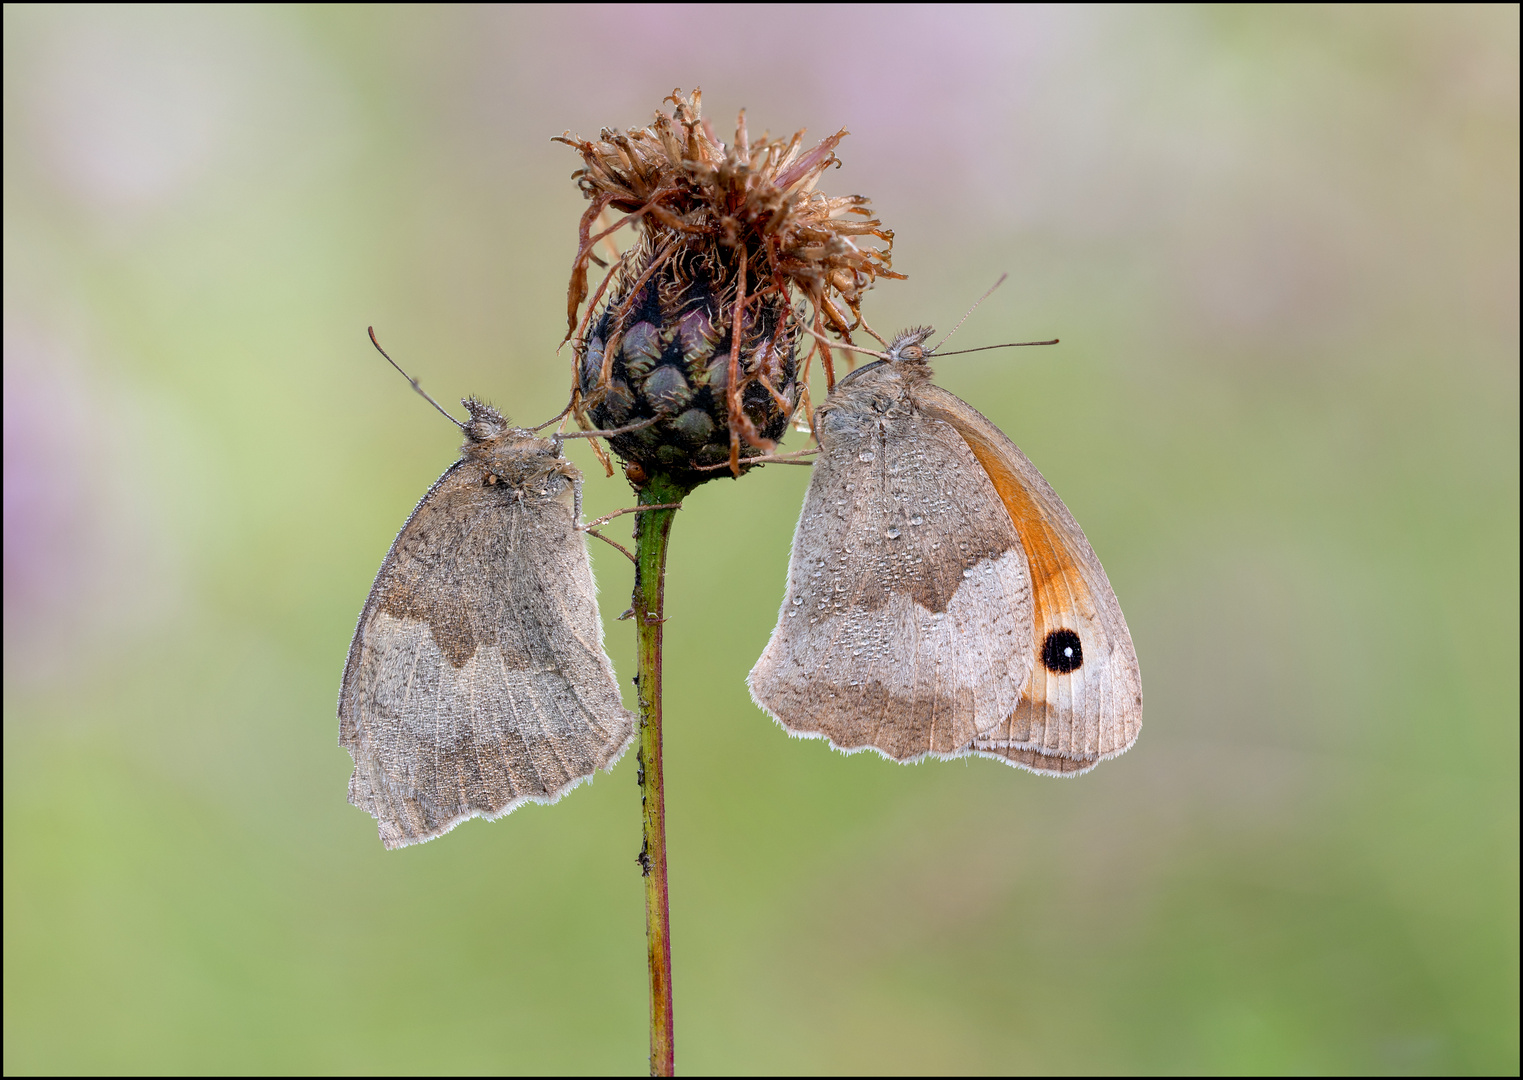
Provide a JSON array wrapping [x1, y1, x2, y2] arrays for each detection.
[[900, 345, 924, 361]]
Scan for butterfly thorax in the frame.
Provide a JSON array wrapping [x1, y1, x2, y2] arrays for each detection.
[[456, 398, 579, 499], [818, 346, 937, 450]]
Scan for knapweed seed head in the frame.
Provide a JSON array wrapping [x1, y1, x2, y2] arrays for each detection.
[[558, 89, 900, 481]]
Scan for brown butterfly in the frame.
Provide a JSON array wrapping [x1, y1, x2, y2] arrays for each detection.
[[748, 327, 1141, 775], [340, 334, 634, 849]]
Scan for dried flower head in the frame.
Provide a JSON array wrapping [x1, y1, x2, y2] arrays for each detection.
[[557, 89, 900, 480]]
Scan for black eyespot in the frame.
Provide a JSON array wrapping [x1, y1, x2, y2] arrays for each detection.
[[1042, 629, 1083, 673]]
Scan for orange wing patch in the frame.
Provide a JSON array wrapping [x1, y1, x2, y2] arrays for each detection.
[[917, 384, 1141, 773]]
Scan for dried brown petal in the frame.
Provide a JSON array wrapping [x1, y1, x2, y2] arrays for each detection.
[[558, 90, 901, 481]]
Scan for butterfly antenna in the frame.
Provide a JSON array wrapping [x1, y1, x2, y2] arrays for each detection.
[[931, 273, 1008, 354], [531, 402, 573, 432], [558, 416, 661, 440], [368, 327, 465, 429], [934, 338, 1060, 357]]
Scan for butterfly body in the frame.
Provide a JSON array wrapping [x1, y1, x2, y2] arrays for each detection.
[[339, 399, 633, 848], [749, 331, 1141, 775]]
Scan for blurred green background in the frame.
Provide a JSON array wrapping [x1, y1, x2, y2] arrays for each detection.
[[4, 5, 1517, 1074]]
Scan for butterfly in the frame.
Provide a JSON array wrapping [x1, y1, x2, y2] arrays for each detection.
[[749, 327, 1141, 775], [339, 344, 634, 848]]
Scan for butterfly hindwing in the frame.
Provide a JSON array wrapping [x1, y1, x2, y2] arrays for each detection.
[[749, 362, 1036, 760], [339, 418, 633, 848]]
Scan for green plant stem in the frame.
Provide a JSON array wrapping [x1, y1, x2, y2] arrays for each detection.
[[632, 472, 691, 1077]]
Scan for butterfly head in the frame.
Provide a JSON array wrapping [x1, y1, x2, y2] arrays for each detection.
[[461, 397, 513, 443], [885, 326, 936, 363]]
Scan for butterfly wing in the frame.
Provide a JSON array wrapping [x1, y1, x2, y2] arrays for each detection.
[[916, 384, 1142, 774], [338, 464, 633, 848], [749, 365, 1037, 760]]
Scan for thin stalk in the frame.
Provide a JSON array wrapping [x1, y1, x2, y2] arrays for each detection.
[[632, 471, 692, 1077]]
